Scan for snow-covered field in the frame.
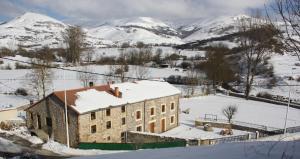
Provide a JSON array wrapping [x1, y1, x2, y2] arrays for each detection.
[[71, 140, 300, 159], [179, 94, 300, 129], [0, 64, 186, 109], [92, 46, 205, 60], [251, 54, 300, 99], [161, 123, 248, 140]]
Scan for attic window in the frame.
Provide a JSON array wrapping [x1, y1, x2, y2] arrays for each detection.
[[91, 112, 96, 120], [171, 103, 175, 110], [106, 109, 111, 116], [121, 106, 126, 113]]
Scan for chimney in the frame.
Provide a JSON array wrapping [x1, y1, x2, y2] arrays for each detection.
[[30, 99, 34, 105], [114, 87, 120, 98], [89, 81, 94, 87]]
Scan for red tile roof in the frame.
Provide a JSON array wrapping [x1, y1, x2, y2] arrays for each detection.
[[53, 85, 112, 107]]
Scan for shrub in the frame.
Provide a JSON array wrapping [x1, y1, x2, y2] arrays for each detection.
[[4, 64, 12, 70], [0, 122, 13, 130], [15, 62, 32, 69], [15, 88, 28, 96], [256, 92, 273, 99]]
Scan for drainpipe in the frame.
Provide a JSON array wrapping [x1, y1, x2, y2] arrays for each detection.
[[143, 100, 146, 132], [177, 95, 180, 126]]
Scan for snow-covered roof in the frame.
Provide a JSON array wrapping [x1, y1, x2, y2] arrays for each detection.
[[72, 80, 180, 114]]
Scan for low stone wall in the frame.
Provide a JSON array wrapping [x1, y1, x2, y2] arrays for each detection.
[[126, 131, 186, 144], [195, 119, 275, 137]]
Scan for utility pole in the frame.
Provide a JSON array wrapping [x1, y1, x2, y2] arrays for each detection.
[[283, 68, 295, 134], [64, 69, 70, 147]]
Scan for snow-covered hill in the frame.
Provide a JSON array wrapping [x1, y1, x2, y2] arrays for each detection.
[[181, 15, 250, 42], [88, 17, 183, 45], [0, 13, 258, 49], [0, 12, 68, 49]]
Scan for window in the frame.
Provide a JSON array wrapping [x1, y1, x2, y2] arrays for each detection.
[[37, 115, 41, 129], [121, 106, 126, 113], [91, 112, 96, 120], [106, 109, 111, 116], [171, 103, 175, 110], [122, 117, 126, 125], [91, 125, 96, 133], [150, 107, 155, 116], [106, 121, 111, 129], [136, 111, 141, 120], [107, 136, 111, 141], [46, 117, 52, 127], [30, 112, 33, 121], [161, 105, 166, 113], [136, 126, 142, 132], [171, 116, 175, 124], [121, 132, 126, 142]]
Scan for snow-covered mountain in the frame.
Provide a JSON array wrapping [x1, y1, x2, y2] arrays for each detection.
[[0, 12, 68, 49], [181, 15, 250, 42], [88, 17, 183, 45], [0, 12, 257, 49]]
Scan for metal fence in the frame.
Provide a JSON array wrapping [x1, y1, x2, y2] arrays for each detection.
[[200, 117, 280, 132], [213, 133, 256, 145]]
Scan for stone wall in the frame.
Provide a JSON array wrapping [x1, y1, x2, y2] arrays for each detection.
[[126, 131, 186, 143], [26, 95, 79, 147], [78, 94, 180, 143]]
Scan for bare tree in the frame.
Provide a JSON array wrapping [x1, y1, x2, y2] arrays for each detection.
[[133, 65, 149, 80], [269, 0, 300, 61], [77, 66, 98, 87], [222, 105, 238, 123], [62, 26, 86, 64], [26, 59, 53, 100], [84, 46, 95, 64], [238, 13, 280, 99], [105, 64, 129, 83], [185, 69, 199, 97]]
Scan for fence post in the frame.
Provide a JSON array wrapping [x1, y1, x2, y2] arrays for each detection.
[[256, 131, 260, 139], [248, 133, 251, 140]]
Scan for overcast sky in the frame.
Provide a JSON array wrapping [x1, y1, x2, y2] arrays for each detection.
[[0, 0, 270, 26]]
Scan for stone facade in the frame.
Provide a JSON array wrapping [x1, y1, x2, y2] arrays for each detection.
[[26, 93, 180, 147], [26, 95, 79, 147], [78, 94, 180, 143]]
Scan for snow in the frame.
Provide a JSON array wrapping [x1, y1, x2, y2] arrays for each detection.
[[179, 94, 300, 129], [74, 80, 181, 114], [250, 53, 300, 100], [183, 15, 248, 42], [42, 140, 125, 156], [258, 132, 300, 141], [0, 12, 67, 49], [0, 94, 29, 110], [0, 127, 43, 144], [89, 26, 183, 45], [71, 141, 300, 159], [0, 137, 22, 153], [161, 123, 248, 140], [0, 55, 32, 69]]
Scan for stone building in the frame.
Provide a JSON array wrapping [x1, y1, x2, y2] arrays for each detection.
[[25, 80, 181, 147]]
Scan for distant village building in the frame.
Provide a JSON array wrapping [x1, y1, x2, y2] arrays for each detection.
[[25, 80, 181, 147]]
